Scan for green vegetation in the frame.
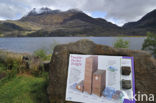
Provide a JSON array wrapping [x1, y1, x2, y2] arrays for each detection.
[[0, 51, 41, 76], [0, 21, 42, 37], [33, 40, 58, 61], [6, 20, 42, 31], [33, 49, 51, 61], [0, 50, 50, 103], [113, 38, 129, 48], [142, 32, 156, 57], [0, 74, 49, 103], [0, 41, 59, 103], [0, 63, 5, 72]]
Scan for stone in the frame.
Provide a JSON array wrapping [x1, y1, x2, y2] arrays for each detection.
[[121, 66, 131, 75], [121, 79, 132, 89], [47, 39, 156, 103]]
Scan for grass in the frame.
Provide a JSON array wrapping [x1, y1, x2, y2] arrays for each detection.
[[0, 50, 50, 103], [0, 74, 49, 103], [0, 64, 5, 72], [6, 20, 42, 31], [33, 49, 52, 61]]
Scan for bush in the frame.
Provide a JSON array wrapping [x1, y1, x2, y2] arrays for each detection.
[[33, 40, 58, 61], [33, 49, 50, 61], [142, 32, 156, 57], [33, 49, 47, 59], [113, 38, 129, 48]]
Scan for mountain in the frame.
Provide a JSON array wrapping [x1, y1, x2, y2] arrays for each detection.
[[19, 7, 122, 36], [0, 7, 123, 37], [123, 9, 156, 35], [1, 7, 156, 37], [27, 7, 61, 16]]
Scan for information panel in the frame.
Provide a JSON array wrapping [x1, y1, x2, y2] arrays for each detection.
[[66, 54, 135, 103]]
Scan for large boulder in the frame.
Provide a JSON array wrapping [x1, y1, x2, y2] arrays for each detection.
[[47, 39, 156, 103]]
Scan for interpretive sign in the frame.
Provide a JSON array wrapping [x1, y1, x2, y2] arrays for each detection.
[[66, 54, 135, 103]]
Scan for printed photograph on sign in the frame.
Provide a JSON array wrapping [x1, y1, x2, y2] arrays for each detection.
[[66, 54, 135, 103]]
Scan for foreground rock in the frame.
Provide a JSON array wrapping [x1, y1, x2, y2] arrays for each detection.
[[47, 39, 156, 103]]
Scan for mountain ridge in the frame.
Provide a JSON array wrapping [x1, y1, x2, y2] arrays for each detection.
[[0, 7, 156, 37], [18, 7, 122, 37], [123, 9, 156, 28]]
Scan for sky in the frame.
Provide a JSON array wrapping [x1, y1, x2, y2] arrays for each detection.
[[0, 0, 156, 26]]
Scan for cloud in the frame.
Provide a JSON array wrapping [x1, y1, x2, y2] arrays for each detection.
[[0, 0, 156, 26], [81, 0, 156, 26], [0, 1, 28, 20]]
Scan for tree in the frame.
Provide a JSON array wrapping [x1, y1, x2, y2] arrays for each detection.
[[113, 38, 129, 48], [142, 32, 156, 57]]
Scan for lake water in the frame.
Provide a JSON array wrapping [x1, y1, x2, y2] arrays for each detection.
[[0, 37, 146, 53]]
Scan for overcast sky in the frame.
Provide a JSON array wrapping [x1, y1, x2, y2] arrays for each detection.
[[0, 0, 156, 26]]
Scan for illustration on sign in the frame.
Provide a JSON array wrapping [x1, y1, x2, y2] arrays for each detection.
[[66, 54, 135, 103]]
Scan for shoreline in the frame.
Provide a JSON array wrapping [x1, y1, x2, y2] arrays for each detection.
[[0, 36, 147, 38], [0, 49, 31, 55]]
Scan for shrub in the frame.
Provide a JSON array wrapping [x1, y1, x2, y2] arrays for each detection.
[[33, 49, 49, 61], [33, 40, 58, 61], [142, 32, 156, 57], [113, 38, 129, 48]]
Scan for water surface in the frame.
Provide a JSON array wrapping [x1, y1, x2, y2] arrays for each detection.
[[0, 37, 146, 53]]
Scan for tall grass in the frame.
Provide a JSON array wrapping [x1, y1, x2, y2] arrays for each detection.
[[0, 50, 46, 77], [0, 50, 50, 103], [0, 75, 49, 103]]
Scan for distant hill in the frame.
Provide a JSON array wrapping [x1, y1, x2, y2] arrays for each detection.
[[0, 7, 156, 37], [123, 9, 156, 35]]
